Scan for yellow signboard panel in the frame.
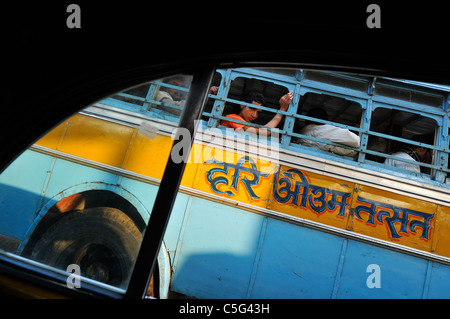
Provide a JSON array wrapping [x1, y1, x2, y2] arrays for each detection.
[[36, 114, 135, 168], [60, 115, 135, 168], [123, 131, 172, 180], [269, 166, 354, 230], [194, 146, 277, 209], [348, 185, 437, 253], [433, 206, 450, 257]]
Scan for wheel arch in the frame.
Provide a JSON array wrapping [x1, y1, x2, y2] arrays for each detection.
[[19, 181, 171, 298], [19, 182, 150, 255]]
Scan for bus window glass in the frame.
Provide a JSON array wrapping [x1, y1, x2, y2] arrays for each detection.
[[303, 70, 369, 92], [108, 75, 193, 122], [0, 73, 196, 294], [376, 82, 444, 107]]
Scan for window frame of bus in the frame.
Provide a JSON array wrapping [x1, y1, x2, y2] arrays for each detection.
[[367, 83, 449, 183], [202, 68, 450, 186], [366, 104, 443, 179], [102, 79, 190, 122]]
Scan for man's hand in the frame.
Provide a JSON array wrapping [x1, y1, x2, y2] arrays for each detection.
[[279, 91, 294, 111], [209, 86, 219, 95]]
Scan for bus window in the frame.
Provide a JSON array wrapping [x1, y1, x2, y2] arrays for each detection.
[[303, 70, 369, 92], [368, 106, 437, 175], [146, 75, 191, 116], [376, 81, 444, 108], [104, 75, 193, 122], [219, 77, 290, 132], [117, 84, 151, 107], [291, 92, 362, 158]]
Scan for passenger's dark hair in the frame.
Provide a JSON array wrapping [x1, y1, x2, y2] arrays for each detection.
[[305, 108, 328, 125], [245, 91, 265, 106]]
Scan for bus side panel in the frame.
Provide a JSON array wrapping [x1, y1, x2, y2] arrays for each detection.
[[162, 193, 192, 262], [56, 114, 135, 168], [249, 218, 345, 298], [170, 196, 266, 299], [0, 150, 53, 240], [122, 130, 173, 180], [433, 205, 450, 258], [117, 177, 159, 223], [44, 157, 122, 199], [427, 262, 450, 298], [112, 176, 194, 259], [336, 240, 428, 298]]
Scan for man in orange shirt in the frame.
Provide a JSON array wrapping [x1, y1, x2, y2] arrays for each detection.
[[221, 91, 293, 136]]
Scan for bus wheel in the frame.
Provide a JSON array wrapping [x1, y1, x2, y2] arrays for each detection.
[[30, 207, 142, 289]]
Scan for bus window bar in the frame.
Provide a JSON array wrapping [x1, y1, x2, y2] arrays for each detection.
[[291, 113, 363, 134], [205, 112, 287, 135], [116, 93, 146, 102], [107, 96, 184, 114], [362, 149, 450, 174], [207, 94, 291, 116], [152, 81, 190, 92], [288, 131, 360, 154], [147, 100, 183, 113], [367, 130, 448, 153]]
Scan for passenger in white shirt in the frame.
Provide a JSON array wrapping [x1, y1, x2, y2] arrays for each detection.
[[154, 76, 219, 116], [294, 108, 360, 157], [383, 134, 433, 174], [154, 76, 189, 116]]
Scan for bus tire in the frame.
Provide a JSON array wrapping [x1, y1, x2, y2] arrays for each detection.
[[30, 207, 142, 289]]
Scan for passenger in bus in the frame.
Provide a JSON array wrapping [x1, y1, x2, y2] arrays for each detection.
[[293, 108, 360, 157], [155, 75, 219, 115], [383, 134, 433, 174], [153, 75, 189, 115], [221, 91, 293, 136]]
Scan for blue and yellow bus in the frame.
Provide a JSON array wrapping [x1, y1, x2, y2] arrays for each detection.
[[1, 67, 450, 298]]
